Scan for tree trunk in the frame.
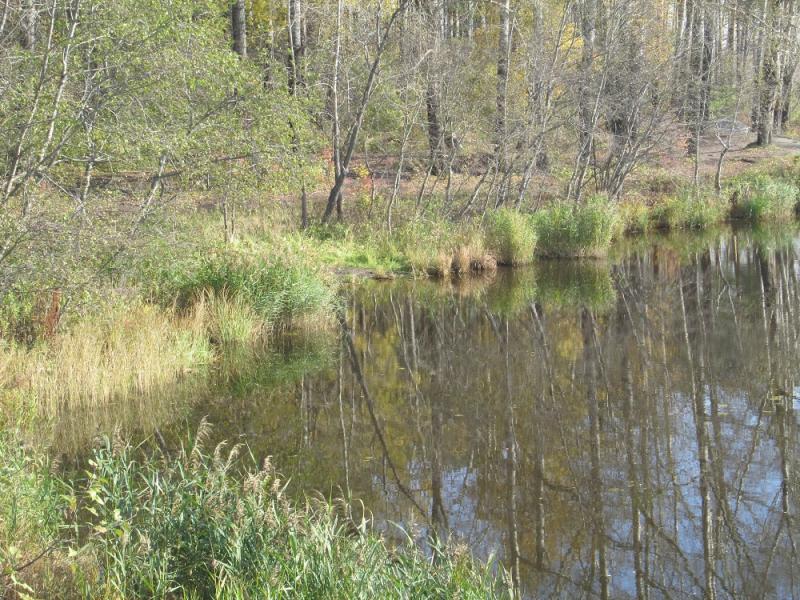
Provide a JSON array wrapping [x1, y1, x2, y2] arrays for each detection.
[[494, 0, 511, 205], [567, 0, 598, 201], [289, 0, 304, 94], [774, 0, 795, 131], [425, 79, 448, 175], [687, 0, 712, 167], [231, 0, 247, 58], [757, 28, 779, 145], [777, 64, 793, 129], [20, 0, 36, 49], [323, 2, 408, 222]]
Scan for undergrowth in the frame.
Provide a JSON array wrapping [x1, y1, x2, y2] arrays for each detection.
[[0, 426, 512, 599]]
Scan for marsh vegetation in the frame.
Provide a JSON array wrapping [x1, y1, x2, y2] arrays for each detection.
[[4, 0, 800, 597]]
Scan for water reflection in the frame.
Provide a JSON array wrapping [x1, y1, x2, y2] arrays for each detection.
[[65, 227, 800, 598]]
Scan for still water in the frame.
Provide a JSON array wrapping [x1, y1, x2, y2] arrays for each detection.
[[62, 227, 800, 598]]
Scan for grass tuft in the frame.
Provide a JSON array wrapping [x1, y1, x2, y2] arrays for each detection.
[[74, 432, 511, 599], [0, 428, 71, 596], [199, 290, 262, 347], [397, 219, 495, 277], [729, 174, 800, 222], [484, 208, 538, 265], [651, 188, 727, 230], [533, 196, 619, 258], [156, 253, 337, 332]]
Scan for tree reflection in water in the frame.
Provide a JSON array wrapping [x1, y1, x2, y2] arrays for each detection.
[[178, 228, 800, 599]]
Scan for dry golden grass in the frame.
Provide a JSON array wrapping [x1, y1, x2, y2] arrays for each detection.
[[0, 303, 211, 408]]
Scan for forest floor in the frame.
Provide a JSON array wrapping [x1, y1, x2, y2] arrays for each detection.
[[658, 130, 800, 179], [289, 127, 800, 221]]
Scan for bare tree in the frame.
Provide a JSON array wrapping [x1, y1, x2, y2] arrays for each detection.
[[322, 1, 410, 223]]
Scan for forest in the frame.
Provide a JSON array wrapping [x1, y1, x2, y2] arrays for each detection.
[[1, 0, 800, 598]]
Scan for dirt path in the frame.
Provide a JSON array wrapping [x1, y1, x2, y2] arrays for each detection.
[[772, 135, 800, 153], [649, 129, 800, 187]]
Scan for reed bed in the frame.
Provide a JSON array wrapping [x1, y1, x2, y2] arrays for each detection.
[[533, 197, 620, 258], [484, 208, 538, 265], [730, 174, 800, 222], [650, 188, 727, 230], [0, 303, 211, 408], [1, 426, 512, 599]]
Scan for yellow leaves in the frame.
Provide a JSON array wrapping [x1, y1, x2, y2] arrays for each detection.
[[559, 22, 584, 55]]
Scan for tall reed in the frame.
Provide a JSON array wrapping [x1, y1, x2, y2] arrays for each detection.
[[76, 429, 511, 599], [0, 302, 211, 408], [533, 197, 619, 258], [484, 208, 538, 265]]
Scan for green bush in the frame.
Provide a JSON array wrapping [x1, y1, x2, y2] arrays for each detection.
[[484, 208, 538, 265], [729, 174, 799, 222], [651, 188, 726, 230], [533, 196, 619, 258]]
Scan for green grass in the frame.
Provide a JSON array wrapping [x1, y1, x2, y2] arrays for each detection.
[[0, 426, 511, 599], [484, 208, 538, 265], [651, 188, 727, 230], [200, 290, 263, 346], [0, 426, 74, 597], [392, 218, 495, 277], [154, 252, 337, 330], [533, 196, 620, 258], [729, 174, 800, 222], [618, 201, 652, 234], [297, 225, 410, 275]]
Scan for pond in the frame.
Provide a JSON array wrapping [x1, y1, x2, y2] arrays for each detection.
[[56, 226, 800, 599]]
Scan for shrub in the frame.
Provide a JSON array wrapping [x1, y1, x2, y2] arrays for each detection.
[[533, 196, 619, 258], [729, 174, 799, 222], [0, 289, 37, 343], [484, 208, 538, 265]]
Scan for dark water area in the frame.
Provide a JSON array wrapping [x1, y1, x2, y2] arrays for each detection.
[[59, 226, 800, 598]]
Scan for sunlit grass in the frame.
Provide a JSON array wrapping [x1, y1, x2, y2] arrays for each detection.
[[0, 428, 72, 596], [729, 174, 799, 222], [0, 302, 211, 408], [0, 425, 512, 599], [394, 218, 495, 277], [484, 208, 538, 265], [533, 196, 619, 258], [199, 289, 263, 347], [650, 187, 727, 230]]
